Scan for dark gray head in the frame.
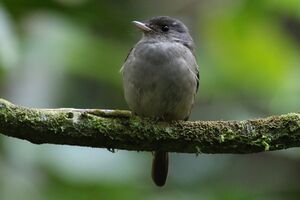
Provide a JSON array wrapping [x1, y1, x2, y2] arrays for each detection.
[[132, 16, 194, 50]]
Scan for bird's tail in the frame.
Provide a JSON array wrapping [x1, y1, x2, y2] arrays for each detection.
[[152, 151, 169, 187]]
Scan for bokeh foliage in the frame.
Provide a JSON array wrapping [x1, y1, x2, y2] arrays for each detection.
[[1, 0, 300, 199]]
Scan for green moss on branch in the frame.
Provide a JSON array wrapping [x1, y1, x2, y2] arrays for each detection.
[[0, 98, 300, 153]]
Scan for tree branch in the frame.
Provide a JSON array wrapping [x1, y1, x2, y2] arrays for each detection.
[[0, 98, 300, 154]]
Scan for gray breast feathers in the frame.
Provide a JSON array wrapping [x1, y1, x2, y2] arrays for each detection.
[[122, 41, 198, 120]]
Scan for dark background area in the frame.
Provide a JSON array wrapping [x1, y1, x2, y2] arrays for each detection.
[[0, 0, 300, 199]]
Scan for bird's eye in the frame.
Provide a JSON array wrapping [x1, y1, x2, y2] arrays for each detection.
[[161, 25, 169, 32]]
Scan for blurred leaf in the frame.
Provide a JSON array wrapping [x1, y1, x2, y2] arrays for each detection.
[[265, 0, 300, 19], [67, 36, 128, 89], [1, 0, 140, 39], [45, 170, 146, 200], [201, 1, 299, 97]]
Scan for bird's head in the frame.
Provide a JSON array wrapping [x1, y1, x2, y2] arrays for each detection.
[[132, 16, 194, 50]]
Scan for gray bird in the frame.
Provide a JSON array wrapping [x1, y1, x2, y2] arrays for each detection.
[[121, 16, 199, 186]]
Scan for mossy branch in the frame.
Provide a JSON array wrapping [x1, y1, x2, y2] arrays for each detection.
[[0, 98, 300, 154]]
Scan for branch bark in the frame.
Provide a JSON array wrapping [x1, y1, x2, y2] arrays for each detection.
[[0, 98, 300, 154]]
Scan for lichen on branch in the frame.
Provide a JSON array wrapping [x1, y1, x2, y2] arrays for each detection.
[[0, 98, 300, 154]]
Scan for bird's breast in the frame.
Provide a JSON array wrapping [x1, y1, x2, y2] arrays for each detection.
[[122, 41, 197, 120], [134, 42, 183, 65]]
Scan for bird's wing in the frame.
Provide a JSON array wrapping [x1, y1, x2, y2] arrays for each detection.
[[186, 50, 199, 94], [182, 42, 199, 94], [120, 47, 134, 73], [195, 64, 199, 93]]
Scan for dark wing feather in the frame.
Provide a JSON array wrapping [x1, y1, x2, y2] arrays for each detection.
[[124, 47, 133, 62], [196, 67, 199, 93], [120, 47, 134, 73]]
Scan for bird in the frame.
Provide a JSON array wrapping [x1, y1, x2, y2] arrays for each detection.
[[121, 16, 199, 187]]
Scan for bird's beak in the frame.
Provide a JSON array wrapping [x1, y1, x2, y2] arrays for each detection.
[[132, 21, 152, 32]]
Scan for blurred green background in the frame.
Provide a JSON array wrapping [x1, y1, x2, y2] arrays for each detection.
[[1, 0, 300, 199]]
